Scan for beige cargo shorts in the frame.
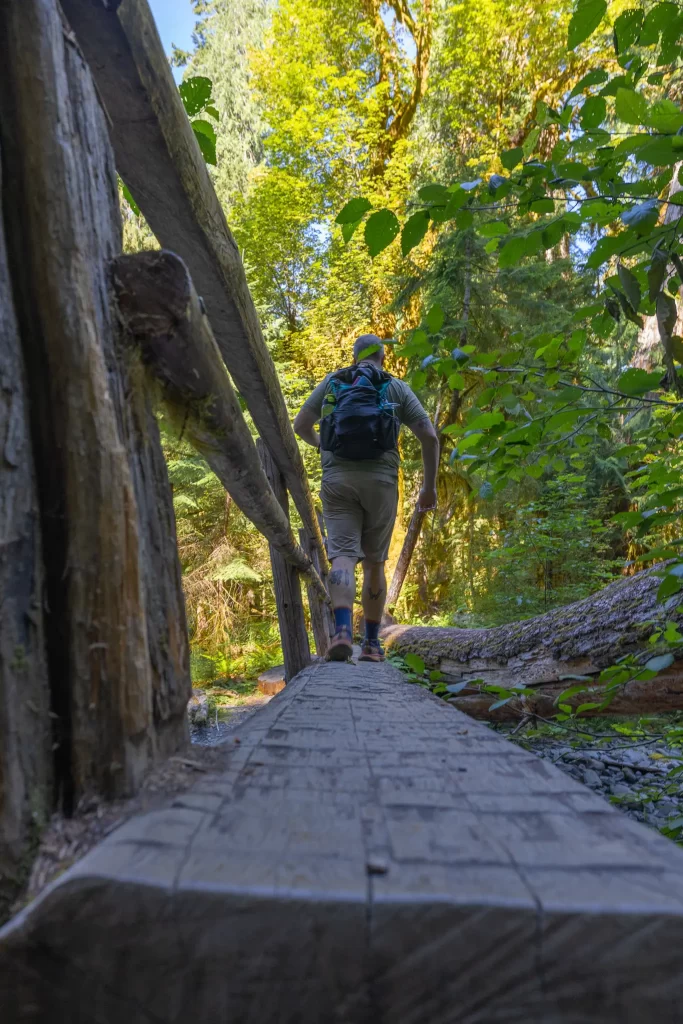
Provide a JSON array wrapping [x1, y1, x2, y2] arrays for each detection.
[[321, 472, 399, 563]]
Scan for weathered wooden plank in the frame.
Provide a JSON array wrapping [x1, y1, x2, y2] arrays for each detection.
[[0, 156, 52, 921], [60, 0, 327, 574], [4, 659, 683, 1021], [299, 528, 331, 657], [0, 0, 155, 803], [112, 250, 329, 603], [258, 441, 311, 681]]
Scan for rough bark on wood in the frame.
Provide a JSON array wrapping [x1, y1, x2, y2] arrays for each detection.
[[299, 528, 331, 657], [0, 0, 154, 804], [0, 0, 190, 805], [60, 0, 328, 575], [258, 441, 311, 682], [0, 160, 52, 920], [385, 505, 426, 617], [383, 567, 683, 720], [112, 251, 329, 603]]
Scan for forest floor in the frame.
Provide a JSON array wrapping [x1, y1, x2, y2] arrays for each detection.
[[500, 717, 683, 845]]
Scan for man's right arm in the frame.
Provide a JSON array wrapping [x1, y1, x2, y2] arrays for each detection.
[[410, 416, 439, 511], [293, 377, 329, 449], [293, 405, 320, 449]]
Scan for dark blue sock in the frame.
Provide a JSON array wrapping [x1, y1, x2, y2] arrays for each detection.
[[334, 607, 352, 634], [365, 620, 380, 642]]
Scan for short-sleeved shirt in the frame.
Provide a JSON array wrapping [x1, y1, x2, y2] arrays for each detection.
[[301, 363, 429, 483]]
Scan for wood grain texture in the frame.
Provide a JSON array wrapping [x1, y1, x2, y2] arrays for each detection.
[[60, 0, 328, 574], [299, 527, 332, 657], [113, 250, 328, 602], [258, 440, 311, 682], [0, 0, 154, 803], [0, 157, 52, 919], [4, 659, 683, 1021]]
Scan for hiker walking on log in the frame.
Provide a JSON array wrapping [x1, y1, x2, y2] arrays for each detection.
[[294, 335, 439, 662]]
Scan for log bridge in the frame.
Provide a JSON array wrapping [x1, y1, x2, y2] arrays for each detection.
[[2, 1, 683, 1020]]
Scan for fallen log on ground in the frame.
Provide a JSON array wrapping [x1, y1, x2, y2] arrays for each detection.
[[113, 250, 328, 605], [383, 567, 683, 720]]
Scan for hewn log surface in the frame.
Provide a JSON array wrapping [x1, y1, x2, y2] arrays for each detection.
[[0, 159, 51, 918], [60, 0, 327, 573], [257, 440, 311, 681], [3, 658, 683, 1021], [384, 567, 683, 718], [113, 250, 328, 602]]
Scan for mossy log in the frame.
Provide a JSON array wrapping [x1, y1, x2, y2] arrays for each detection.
[[383, 567, 683, 720]]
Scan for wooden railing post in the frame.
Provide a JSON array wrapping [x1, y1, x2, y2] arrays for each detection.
[[298, 527, 332, 657], [257, 441, 311, 681]]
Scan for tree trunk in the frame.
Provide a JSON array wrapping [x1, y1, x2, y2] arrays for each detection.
[[0, 156, 52, 920], [112, 250, 328, 604], [257, 441, 311, 682], [60, 0, 328, 575], [383, 567, 683, 720], [385, 506, 426, 619], [635, 165, 683, 373], [0, 0, 190, 807]]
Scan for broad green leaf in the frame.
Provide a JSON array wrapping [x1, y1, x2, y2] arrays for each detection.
[[411, 369, 427, 390], [468, 411, 505, 430], [658, 575, 683, 601], [498, 235, 529, 269], [418, 184, 449, 206], [488, 697, 512, 710], [336, 197, 372, 224], [501, 147, 523, 170], [646, 99, 683, 134], [448, 372, 465, 390], [620, 199, 659, 234], [529, 198, 555, 214], [404, 652, 425, 674], [546, 409, 585, 431], [426, 304, 445, 333], [478, 221, 511, 237], [617, 264, 641, 312], [569, 69, 609, 98], [401, 210, 430, 256], [615, 87, 648, 125], [567, 0, 607, 50], [580, 95, 606, 130], [193, 122, 217, 165], [179, 76, 213, 117], [364, 209, 400, 257], [342, 219, 362, 242], [617, 368, 662, 395], [614, 9, 643, 53], [479, 482, 494, 500], [121, 182, 140, 217], [657, 292, 678, 356]]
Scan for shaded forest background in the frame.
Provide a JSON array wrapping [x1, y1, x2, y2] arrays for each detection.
[[121, 0, 683, 682]]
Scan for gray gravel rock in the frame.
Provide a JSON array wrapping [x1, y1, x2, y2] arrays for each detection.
[[583, 769, 602, 788]]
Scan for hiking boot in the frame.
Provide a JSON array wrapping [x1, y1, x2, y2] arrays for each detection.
[[358, 639, 385, 663], [327, 628, 353, 662]]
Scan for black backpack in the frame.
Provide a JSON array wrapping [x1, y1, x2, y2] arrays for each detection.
[[319, 363, 399, 460]]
